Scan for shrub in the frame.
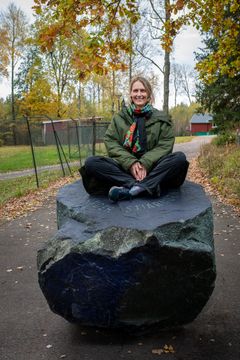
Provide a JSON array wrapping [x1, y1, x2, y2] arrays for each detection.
[[212, 132, 236, 146], [199, 142, 240, 204]]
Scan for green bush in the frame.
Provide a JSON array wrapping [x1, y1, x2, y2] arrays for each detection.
[[0, 139, 3, 147], [212, 132, 236, 146]]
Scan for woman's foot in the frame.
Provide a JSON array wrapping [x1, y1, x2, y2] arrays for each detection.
[[108, 186, 132, 202]]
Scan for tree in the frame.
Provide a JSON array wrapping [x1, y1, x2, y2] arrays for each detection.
[[0, 97, 12, 145], [195, 34, 240, 131], [32, 1, 140, 118], [135, 0, 173, 114], [18, 77, 59, 117], [132, 0, 187, 113], [164, 2, 240, 131], [0, 29, 9, 79], [179, 64, 196, 105], [170, 63, 182, 107], [15, 43, 43, 96], [126, 14, 158, 85], [170, 102, 198, 136], [170, 63, 196, 106], [46, 35, 76, 118], [0, 3, 29, 125], [166, 0, 240, 83], [196, 75, 240, 131], [34, 1, 196, 114], [33, 0, 140, 78]]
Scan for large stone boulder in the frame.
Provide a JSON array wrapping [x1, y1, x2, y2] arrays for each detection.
[[37, 180, 216, 331]]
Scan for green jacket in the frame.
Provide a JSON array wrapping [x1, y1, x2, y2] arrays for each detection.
[[104, 106, 175, 172]]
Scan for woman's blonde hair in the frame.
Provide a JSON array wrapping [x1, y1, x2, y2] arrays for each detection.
[[130, 76, 154, 103]]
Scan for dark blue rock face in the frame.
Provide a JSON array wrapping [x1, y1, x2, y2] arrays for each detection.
[[37, 180, 216, 331]]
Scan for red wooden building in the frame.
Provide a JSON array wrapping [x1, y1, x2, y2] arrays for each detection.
[[190, 114, 213, 135]]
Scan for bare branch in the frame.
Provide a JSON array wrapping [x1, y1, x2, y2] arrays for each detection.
[[149, 0, 165, 25], [136, 47, 164, 75]]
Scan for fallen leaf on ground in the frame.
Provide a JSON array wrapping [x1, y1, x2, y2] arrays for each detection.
[[187, 158, 240, 217], [16, 266, 24, 270], [152, 349, 164, 355], [0, 174, 78, 223]]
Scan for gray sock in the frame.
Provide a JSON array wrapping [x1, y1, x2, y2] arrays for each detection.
[[129, 185, 144, 196]]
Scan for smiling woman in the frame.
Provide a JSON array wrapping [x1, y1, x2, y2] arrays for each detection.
[[80, 76, 189, 203], [130, 78, 154, 109]]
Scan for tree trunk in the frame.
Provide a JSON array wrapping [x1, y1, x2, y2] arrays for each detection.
[[163, 50, 170, 115], [11, 20, 16, 144], [112, 71, 115, 115], [129, 22, 133, 84], [57, 89, 62, 118], [11, 57, 17, 145], [174, 87, 177, 108], [163, 0, 170, 115], [11, 51, 15, 123], [77, 81, 81, 117], [97, 83, 100, 110]]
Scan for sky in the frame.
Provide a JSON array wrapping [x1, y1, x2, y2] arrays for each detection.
[[0, 0, 203, 108]]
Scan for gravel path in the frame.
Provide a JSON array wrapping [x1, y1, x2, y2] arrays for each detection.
[[0, 162, 80, 180], [173, 135, 214, 160]]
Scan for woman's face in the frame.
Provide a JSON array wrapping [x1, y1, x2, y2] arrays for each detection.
[[130, 80, 149, 109]]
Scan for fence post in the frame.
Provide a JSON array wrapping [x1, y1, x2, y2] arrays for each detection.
[[92, 118, 96, 156], [45, 116, 73, 177], [74, 118, 82, 167], [24, 115, 39, 188], [67, 121, 71, 158], [49, 117, 66, 176]]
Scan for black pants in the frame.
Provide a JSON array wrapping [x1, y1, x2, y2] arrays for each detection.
[[80, 152, 189, 196]]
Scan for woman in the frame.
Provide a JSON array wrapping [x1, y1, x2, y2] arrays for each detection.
[[80, 76, 189, 202]]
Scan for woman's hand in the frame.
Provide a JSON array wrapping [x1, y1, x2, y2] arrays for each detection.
[[130, 162, 147, 181]]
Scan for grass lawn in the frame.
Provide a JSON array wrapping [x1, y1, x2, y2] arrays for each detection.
[[0, 168, 79, 206], [0, 144, 105, 172], [0, 145, 62, 172], [175, 136, 194, 144], [0, 137, 193, 173], [0, 170, 61, 206]]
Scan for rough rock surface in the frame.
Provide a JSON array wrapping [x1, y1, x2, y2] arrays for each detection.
[[37, 180, 216, 331]]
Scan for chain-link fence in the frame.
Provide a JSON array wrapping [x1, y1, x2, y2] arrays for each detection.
[[41, 117, 109, 163], [0, 117, 43, 146], [0, 115, 110, 187]]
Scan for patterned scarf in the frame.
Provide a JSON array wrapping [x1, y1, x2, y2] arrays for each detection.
[[123, 103, 153, 155]]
